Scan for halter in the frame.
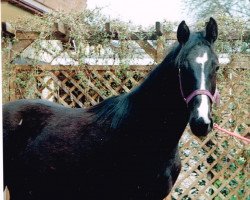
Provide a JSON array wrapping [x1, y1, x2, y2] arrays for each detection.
[[178, 69, 220, 106]]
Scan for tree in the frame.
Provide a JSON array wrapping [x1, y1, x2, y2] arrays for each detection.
[[182, 0, 250, 20]]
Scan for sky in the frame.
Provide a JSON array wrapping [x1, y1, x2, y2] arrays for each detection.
[[87, 0, 185, 27]]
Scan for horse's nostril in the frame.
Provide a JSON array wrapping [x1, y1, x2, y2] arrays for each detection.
[[190, 117, 213, 137]]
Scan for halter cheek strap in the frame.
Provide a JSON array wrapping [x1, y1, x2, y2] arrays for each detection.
[[178, 69, 220, 106]]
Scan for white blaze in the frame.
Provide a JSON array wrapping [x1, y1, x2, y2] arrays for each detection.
[[195, 52, 210, 124]]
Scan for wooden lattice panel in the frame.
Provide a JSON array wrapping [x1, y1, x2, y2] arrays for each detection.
[[12, 65, 249, 200], [14, 65, 152, 108]]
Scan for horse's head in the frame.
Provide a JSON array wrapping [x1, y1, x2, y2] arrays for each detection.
[[176, 18, 219, 137]]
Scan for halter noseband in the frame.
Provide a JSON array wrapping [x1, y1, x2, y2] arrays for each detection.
[[178, 69, 220, 106]]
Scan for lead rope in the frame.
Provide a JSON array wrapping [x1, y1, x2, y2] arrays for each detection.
[[213, 123, 250, 144]]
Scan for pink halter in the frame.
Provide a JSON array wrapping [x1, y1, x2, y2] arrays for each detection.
[[178, 69, 220, 106]]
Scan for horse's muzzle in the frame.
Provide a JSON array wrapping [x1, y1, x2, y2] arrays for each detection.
[[189, 117, 213, 137]]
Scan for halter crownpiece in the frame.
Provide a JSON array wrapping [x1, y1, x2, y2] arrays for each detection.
[[178, 69, 220, 106]]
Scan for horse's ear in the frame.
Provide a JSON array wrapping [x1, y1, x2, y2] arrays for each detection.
[[205, 17, 218, 43], [177, 21, 190, 44]]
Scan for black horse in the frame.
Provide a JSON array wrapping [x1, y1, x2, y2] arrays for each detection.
[[3, 18, 219, 200]]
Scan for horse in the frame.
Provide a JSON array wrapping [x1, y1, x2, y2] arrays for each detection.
[[3, 17, 219, 200]]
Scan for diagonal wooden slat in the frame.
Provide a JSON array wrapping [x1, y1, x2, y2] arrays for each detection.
[[136, 40, 157, 61]]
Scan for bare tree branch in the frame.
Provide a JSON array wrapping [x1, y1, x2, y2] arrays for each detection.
[[182, 0, 250, 20]]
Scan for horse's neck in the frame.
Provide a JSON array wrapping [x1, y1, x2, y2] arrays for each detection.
[[126, 59, 188, 145], [131, 60, 185, 114]]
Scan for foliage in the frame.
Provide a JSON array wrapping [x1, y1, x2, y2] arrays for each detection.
[[195, 14, 249, 54], [8, 9, 175, 66], [182, 0, 250, 20]]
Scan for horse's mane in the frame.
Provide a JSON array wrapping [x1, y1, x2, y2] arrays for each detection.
[[88, 94, 132, 129]]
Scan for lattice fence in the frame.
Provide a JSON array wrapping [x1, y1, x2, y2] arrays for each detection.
[[7, 65, 250, 200], [12, 65, 153, 107]]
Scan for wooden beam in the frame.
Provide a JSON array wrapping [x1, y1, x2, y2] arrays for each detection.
[[15, 31, 40, 40], [105, 22, 112, 35], [52, 22, 70, 43], [118, 32, 162, 40], [14, 65, 155, 71], [9, 39, 34, 61], [2, 40, 12, 103], [53, 22, 67, 37], [13, 55, 249, 71], [155, 22, 163, 36], [136, 40, 157, 61], [11, 29, 250, 41], [105, 22, 163, 40], [15, 30, 68, 41], [9, 67, 17, 101], [156, 36, 165, 63], [11, 30, 175, 41], [3, 21, 250, 42]]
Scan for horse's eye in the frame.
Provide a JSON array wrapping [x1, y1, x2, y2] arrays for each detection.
[[216, 66, 220, 71]]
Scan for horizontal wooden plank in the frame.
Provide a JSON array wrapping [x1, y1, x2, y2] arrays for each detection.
[[5, 29, 250, 42], [15, 31, 40, 40], [13, 59, 250, 71], [3, 20, 250, 42], [14, 65, 155, 71], [12, 30, 168, 41]]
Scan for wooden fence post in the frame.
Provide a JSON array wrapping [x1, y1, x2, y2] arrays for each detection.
[[156, 36, 165, 63], [9, 66, 17, 101], [2, 39, 11, 103]]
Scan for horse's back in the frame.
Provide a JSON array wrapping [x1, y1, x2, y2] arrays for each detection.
[[3, 99, 65, 125], [3, 99, 88, 132], [3, 99, 66, 148], [2, 99, 95, 158]]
